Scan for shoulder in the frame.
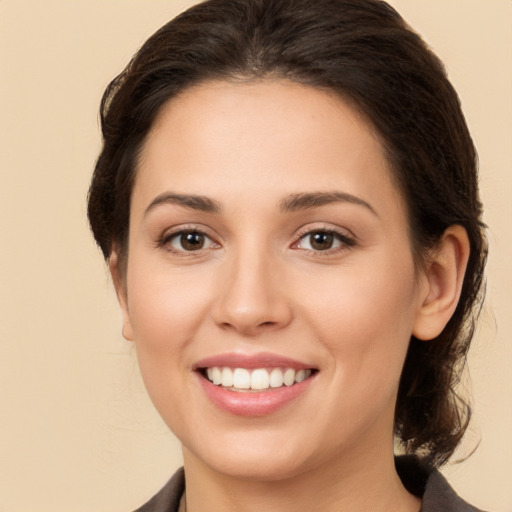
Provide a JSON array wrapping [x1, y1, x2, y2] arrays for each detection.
[[132, 467, 185, 512], [396, 455, 488, 512]]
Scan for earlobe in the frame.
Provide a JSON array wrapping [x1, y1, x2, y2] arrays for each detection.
[[109, 250, 134, 342], [412, 225, 470, 341]]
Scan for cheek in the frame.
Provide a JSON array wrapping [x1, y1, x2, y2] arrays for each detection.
[[124, 261, 216, 418], [301, 256, 420, 389], [125, 259, 214, 358]]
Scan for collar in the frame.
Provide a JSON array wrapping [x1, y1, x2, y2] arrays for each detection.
[[135, 456, 485, 512]]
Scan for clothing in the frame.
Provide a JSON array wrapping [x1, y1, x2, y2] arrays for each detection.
[[133, 455, 486, 512]]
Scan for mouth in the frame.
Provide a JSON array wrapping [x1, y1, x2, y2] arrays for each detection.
[[193, 353, 318, 415], [200, 366, 316, 392]]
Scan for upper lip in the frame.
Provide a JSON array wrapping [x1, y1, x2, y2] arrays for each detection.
[[193, 352, 316, 371]]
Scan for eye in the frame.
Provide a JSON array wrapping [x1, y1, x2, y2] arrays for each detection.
[[295, 229, 355, 252], [164, 230, 217, 252]]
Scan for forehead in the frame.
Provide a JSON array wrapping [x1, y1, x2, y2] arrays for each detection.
[[134, 79, 403, 220]]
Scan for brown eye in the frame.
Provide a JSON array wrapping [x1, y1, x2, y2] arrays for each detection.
[[309, 232, 335, 250], [296, 230, 353, 252], [167, 231, 214, 252], [181, 232, 205, 250]]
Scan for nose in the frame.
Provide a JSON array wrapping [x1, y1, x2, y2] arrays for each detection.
[[211, 249, 293, 336]]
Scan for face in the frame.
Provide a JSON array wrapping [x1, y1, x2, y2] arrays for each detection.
[[116, 80, 429, 481]]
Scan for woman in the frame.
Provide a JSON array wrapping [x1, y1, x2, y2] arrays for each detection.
[[88, 0, 488, 510]]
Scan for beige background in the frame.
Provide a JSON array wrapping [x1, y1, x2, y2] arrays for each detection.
[[0, 1, 510, 511]]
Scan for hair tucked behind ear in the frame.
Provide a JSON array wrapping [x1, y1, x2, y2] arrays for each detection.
[[88, 0, 487, 466]]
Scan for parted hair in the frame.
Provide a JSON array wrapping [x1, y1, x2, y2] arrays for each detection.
[[88, 0, 487, 466]]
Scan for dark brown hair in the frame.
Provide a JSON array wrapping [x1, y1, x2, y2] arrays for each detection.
[[88, 0, 487, 466]]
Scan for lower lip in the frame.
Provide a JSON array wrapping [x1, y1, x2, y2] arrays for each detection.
[[197, 373, 315, 417]]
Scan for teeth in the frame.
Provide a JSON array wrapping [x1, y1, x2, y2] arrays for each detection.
[[251, 369, 270, 390], [295, 369, 306, 383], [269, 368, 284, 388], [283, 368, 295, 386], [211, 367, 222, 385], [233, 368, 251, 389], [221, 367, 233, 387], [204, 366, 314, 391]]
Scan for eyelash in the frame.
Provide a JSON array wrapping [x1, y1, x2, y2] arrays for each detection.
[[293, 226, 356, 255], [157, 225, 356, 256], [157, 227, 219, 256]]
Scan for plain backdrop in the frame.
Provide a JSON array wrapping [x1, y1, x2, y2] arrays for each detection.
[[0, 1, 511, 511]]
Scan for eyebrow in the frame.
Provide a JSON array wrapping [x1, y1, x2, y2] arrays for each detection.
[[144, 193, 222, 216], [279, 191, 378, 216], [144, 190, 377, 217]]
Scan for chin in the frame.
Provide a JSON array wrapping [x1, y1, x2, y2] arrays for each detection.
[[183, 431, 318, 482], [209, 455, 311, 482]]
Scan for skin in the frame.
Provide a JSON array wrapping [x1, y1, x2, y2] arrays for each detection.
[[111, 80, 469, 512]]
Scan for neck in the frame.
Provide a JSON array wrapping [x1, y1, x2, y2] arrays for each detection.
[[182, 443, 421, 512]]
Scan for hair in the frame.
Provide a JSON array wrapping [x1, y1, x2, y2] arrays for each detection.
[[88, 0, 487, 466]]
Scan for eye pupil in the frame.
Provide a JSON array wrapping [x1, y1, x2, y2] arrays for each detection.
[[181, 232, 205, 250], [310, 232, 334, 250]]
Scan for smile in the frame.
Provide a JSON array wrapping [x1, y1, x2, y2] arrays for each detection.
[[204, 367, 314, 391], [194, 354, 318, 416]]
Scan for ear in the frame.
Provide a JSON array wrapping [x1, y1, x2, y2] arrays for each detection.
[[109, 250, 134, 342], [412, 225, 470, 341]]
